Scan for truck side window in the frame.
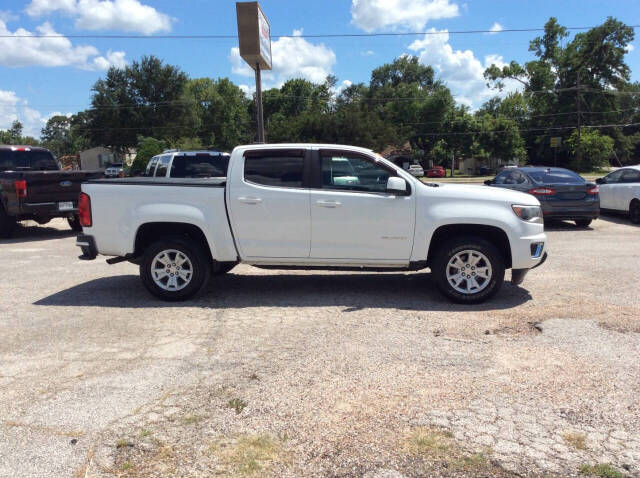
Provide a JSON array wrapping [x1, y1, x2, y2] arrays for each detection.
[[320, 153, 391, 192], [145, 157, 159, 176], [244, 153, 304, 188]]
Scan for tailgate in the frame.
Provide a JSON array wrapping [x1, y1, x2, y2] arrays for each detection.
[[25, 171, 102, 204]]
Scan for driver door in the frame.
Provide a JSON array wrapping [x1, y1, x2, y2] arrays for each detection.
[[308, 149, 416, 261]]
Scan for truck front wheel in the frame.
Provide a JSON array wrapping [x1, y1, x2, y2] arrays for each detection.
[[140, 237, 211, 301], [433, 236, 505, 304]]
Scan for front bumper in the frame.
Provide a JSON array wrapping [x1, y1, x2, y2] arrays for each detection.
[[512, 252, 547, 285], [76, 234, 97, 260]]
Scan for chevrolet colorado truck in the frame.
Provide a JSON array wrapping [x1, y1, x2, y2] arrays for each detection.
[[0, 145, 101, 237], [76, 143, 547, 303]]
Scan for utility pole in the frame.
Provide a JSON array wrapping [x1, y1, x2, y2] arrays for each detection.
[[576, 71, 582, 171], [255, 63, 265, 143]]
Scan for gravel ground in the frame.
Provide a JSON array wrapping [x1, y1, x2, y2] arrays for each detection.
[[0, 215, 638, 478]]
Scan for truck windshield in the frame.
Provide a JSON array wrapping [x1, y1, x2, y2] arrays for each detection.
[[170, 154, 229, 178], [0, 150, 58, 171]]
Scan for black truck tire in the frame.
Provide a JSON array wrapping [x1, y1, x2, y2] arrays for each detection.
[[67, 214, 83, 232], [433, 236, 505, 304], [0, 205, 17, 238], [140, 237, 211, 301]]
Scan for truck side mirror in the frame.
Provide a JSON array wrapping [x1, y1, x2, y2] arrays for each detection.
[[386, 176, 408, 195], [484, 179, 493, 185]]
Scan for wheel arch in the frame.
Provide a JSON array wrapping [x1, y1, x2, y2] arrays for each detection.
[[427, 224, 512, 269], [134, 222, 214, 264]]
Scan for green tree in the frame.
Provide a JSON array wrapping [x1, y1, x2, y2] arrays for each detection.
[[130, 136, 166, 175], [565, 129, 614, 171], [87, 56, 197, 153]]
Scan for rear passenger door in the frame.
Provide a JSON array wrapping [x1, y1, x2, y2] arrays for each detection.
[[619, 169, 640, 212], [227, 149, 311, 259], [599, 170, 623, 209]]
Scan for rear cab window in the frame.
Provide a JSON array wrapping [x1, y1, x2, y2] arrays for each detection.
[[0, 149, 58, 171], [528, 170, 584, 184], [170, 153, 229, 178], [145, 156, 160, 176], [243, 150, 305, 188]]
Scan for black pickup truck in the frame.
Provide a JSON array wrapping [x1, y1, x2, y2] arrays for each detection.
[[0, 145, 102, 237]]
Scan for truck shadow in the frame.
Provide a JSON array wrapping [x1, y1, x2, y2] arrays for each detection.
[[1, 223, 76, 244], [598, 212, 640, 228], [34, 271, 532, 312]]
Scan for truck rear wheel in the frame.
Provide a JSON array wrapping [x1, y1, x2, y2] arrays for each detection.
[[433, 236, 505, 304], [140, 237, 211, 301], [0, 205, 16, 239], [67, 214, 83, 232]]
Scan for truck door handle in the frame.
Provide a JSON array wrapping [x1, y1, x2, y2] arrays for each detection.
[[316, 200, 341, 208], [237, 196, 263, 204]]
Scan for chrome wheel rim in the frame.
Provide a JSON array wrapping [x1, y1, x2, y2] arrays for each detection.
[[445, 249, 492, 294], [151, 249, 193, 291]]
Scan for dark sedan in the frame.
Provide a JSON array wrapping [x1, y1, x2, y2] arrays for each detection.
[[485, 167, 599, 227]]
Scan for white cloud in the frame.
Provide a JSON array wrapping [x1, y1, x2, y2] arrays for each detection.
[[91, 49, 127, 70], [409, 29, 521, 108], [361, 50, 375, 56], [626, 44, 634, 53], [0, 20, 126, 70], [332, 80, 353, 97], [351, 0, 459, 32], [0, 10, 19, 22], [488, 22, 503, 34], [26, 0, 172, 35], [0, 89, 50, 138], [229, 29, 336, 89]]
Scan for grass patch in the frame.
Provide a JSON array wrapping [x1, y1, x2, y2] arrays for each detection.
[[227, 398, 248, 414], [564, 432, 587, 450], [183, 414, 201, 425], [405, 427, 454, 455], [579, 464, 622, 478], [139, 429, 152, 438], [121, 461, 133, 471], [212, 434, 283, 476], [404, 427, 490, 471]]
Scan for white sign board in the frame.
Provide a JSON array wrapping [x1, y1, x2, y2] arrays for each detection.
[[258, 8, 271, 69]]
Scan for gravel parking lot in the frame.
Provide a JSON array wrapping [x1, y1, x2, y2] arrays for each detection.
[[0, 216, 639, 477]]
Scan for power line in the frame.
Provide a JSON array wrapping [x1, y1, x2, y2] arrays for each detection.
[[402, 122, 640, 136], [1, 25, 639, 40]]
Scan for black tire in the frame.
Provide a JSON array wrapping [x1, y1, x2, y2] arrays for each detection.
[[0, 205, 17, 239], [140, 237, 211, 301], [67, 214, 83, 232], [213, 262, 237, 275], [574, 219, 592, 228], [433, 236, 505, 304], [630, 200, 640, 225]]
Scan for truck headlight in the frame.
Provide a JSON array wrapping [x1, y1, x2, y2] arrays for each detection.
[[512, 205, 542, 223]]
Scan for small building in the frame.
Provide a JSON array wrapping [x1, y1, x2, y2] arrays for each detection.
[[79, 147, 115, 171]]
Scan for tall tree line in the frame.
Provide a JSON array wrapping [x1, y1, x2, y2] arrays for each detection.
[[4, 17, 636, 172]]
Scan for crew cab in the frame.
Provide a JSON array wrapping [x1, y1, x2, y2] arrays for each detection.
[[76, 144, 547, 303], [145, 150, 230, 178], [0, 145, 101, 237]]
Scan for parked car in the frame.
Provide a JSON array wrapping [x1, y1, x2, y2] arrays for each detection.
[[77, 143, 547, 304], [426, 165, 446, 178], [596, 165, 640, 224], [485, 167, 599, 227], [407, 164, 424, 177], [145, 150, 230, 178], [104, 163, 124, 178], [0, 145, 101, 237]]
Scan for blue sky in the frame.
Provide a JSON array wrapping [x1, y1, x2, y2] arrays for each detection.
[[1, 0, 639, 137]]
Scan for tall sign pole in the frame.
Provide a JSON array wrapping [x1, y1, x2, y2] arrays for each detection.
[[236, 2, 272, 143]]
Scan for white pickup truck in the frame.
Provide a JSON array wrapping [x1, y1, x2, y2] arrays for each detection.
[[76, 143, 547, 303]]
